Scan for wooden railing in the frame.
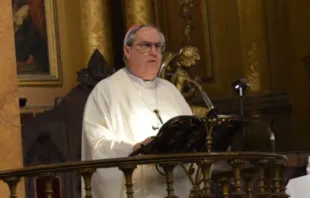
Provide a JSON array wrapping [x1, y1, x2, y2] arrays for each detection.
[[0, 152, 288, 198]]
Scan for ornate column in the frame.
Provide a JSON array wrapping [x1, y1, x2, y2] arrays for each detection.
[[0, 0, 25, 197], [122, 0, 156, 29], [81, 0, 114, 66]]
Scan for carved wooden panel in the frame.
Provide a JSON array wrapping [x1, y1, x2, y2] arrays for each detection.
[[154, 0, 237, 100], [213, 93, 293, 152], [263, 0, 291, 94], [303, 55, 310, 117], [154, 0, 213, 80], [287, 0, 310, 150]]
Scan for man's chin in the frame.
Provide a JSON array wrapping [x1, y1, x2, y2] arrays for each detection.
[[143, 75, 157, 81], [143, 71, 159, 81]]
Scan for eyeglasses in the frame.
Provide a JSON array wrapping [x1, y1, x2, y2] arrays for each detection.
[[130, 42, 166, 53]]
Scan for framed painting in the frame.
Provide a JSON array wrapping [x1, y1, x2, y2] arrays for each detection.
[[12, 0, 62, 86]]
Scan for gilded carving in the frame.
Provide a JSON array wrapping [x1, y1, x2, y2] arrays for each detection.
[[180, 0, 194, 44], [246, 43, 260, 92], [161, 46, 200, 99], [122, 0, 155, 28]]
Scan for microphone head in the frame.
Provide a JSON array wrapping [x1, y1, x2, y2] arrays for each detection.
[[231, 78, 250, 92]]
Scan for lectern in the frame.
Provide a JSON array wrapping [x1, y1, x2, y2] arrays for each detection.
[[130, 114, 244, 156], [126, 115, 288, 197]]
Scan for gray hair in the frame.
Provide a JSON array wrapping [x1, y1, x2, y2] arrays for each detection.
[[123, 24, 166, 46]]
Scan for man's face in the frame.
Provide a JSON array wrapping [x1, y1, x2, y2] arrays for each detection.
[[124, 27, 164, 80]]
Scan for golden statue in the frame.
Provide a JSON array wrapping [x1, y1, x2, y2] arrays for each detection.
[[158, 0, 210, 117], [160, 46, 199, 98], [160, 46, 209, 118]]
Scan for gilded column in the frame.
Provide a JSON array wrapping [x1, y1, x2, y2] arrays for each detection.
[[0, 0, 25, 197], [236, 0, 271, 95], [122, 0, 156, 29], [81, 0, 114, 66]]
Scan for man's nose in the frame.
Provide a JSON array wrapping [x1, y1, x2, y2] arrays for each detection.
[[149, 46, 158, 56]]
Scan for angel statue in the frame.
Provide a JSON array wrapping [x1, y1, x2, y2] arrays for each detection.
[[159, 45, 209, 118]]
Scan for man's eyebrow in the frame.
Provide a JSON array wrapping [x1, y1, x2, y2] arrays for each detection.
[[139, 41, 161, 44]]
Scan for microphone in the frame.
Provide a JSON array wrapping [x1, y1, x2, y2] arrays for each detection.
[[165, 72, 217, 118], [231, 79, 250, 97]]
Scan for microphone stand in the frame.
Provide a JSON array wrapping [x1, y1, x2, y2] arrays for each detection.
[[165, 72, 218, 152], [239, 87, 245, 119], [165, 73, 217, 116], [239, 87, 246, 151], [159, 60, 217, 117], [234, 80, 276, 153], [231, 79, 249, 151]]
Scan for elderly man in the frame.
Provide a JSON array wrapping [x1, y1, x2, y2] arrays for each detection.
[[81, 24, 193, 198]]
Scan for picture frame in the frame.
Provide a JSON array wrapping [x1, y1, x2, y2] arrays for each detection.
[[12, 0, 62, 86]]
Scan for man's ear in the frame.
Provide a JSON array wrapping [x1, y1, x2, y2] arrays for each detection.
[[123, 46, 130, 60]]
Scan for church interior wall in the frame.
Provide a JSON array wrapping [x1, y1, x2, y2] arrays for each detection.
[[12, 0, 310, 151]]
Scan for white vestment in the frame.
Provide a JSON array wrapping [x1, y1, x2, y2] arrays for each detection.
[[81, 68, 193, 198]]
